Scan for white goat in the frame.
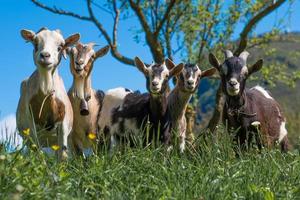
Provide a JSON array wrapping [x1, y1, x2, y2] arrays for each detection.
[[16, 28, 80, 160]]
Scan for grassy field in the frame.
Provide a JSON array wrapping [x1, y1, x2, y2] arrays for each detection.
[[1, 129, 300, 200]]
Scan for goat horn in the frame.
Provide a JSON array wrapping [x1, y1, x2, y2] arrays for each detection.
[[88, 43, 98, 48], [223, 50, 233, 59], [36, 27, 48, 34], [239, 51, 250, 66]]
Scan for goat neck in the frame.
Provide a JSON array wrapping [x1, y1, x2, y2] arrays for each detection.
[[149, 90, 168, 120], [37, 66, 58, 95], [168, 85, 192, 121], [70, 57, 94, 101], [225, 91, 246, 110]]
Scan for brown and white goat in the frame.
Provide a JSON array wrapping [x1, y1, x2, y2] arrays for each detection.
[[67, 43, 109, 155], [209, 50, 289, 151], [16, 28, 80, 160], [166, 62, 216, 152], [98, 58, 183, 149]]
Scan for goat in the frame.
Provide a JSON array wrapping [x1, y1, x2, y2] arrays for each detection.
[[166, 62, 216, 152], [209, 50, 290, 152], [67, 43, 109, 156], [98, 58, 183, 149], [16, 28, 80, 160]]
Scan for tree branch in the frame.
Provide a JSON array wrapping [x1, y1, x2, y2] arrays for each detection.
[[129, 0, 164, 63], [164, 3, 188, 59], [234, 0, 287, 56], [87, 0, 112, 44], [112, 0, 120, 46], [91, 0, 113, 16], [165, 17, 173, 60], [86, 0, 134, 65], [129, 0, 153, 36], [154, 0, 177, 38], [31, 0, 91, 21]]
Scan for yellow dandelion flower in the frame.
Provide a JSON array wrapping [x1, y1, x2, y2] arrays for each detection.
[[31, 144, 37, 149], [88, 132, 97, 140], [22, 128, 30, 136], [51, 145, 60, 151]]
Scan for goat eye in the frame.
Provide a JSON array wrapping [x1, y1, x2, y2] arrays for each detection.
[[57, 46, 62, 52]]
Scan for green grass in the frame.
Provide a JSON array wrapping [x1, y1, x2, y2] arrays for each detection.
[[1, 130, 300, 200]]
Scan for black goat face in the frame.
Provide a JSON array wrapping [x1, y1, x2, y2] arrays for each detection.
[[209, 50, 263, 97], [221, 56, 248, 96]]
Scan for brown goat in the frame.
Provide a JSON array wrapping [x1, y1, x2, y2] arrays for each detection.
[[209, 50, 289, 152], [67, 43, 109, 156]]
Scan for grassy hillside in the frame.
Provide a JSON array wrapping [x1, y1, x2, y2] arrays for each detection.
[[1, 131, 300, 199]]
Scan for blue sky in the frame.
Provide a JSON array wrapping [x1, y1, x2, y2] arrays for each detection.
[[0, 0, 299, 118]]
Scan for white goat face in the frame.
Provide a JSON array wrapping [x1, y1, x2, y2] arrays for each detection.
[[181, 64, 202, 92], [34, 30, 65, 69], [147, 63, 169, 94], [21, 27, 80, 70]]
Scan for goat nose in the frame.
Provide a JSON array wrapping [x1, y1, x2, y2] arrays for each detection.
[[187, 80, 194, 85], [76, 59, 84, 65], [40, 52, 50, 58], [152, 81, 159, 87], [229, 80, 238, 86]]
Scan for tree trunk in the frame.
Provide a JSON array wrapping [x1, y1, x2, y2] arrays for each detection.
[[207, 83, 224, 132]]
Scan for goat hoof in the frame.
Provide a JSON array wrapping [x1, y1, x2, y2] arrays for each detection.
[[80, 99, 89, 116]]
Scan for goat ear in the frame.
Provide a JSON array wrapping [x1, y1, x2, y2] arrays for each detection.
[[169, 63, 184, 78], [209, 53, 221, 71], [64, 33, 80, 48], [21, 29, 35, 42], [94, 45, 110, 59], [248, 59, 263, 75], [201, 68, 217, 79], [165, 58, 176, 70], [134, 57, 148, 75]]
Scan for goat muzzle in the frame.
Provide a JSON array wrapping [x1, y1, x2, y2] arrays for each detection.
[[80, 99, 89, 116]]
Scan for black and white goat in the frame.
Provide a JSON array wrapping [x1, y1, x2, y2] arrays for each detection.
[[209, 50, 289, 151], [98, 58, 183, 148]]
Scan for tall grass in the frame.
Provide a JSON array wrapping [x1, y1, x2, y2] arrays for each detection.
[[1, 127, 300, 199]]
